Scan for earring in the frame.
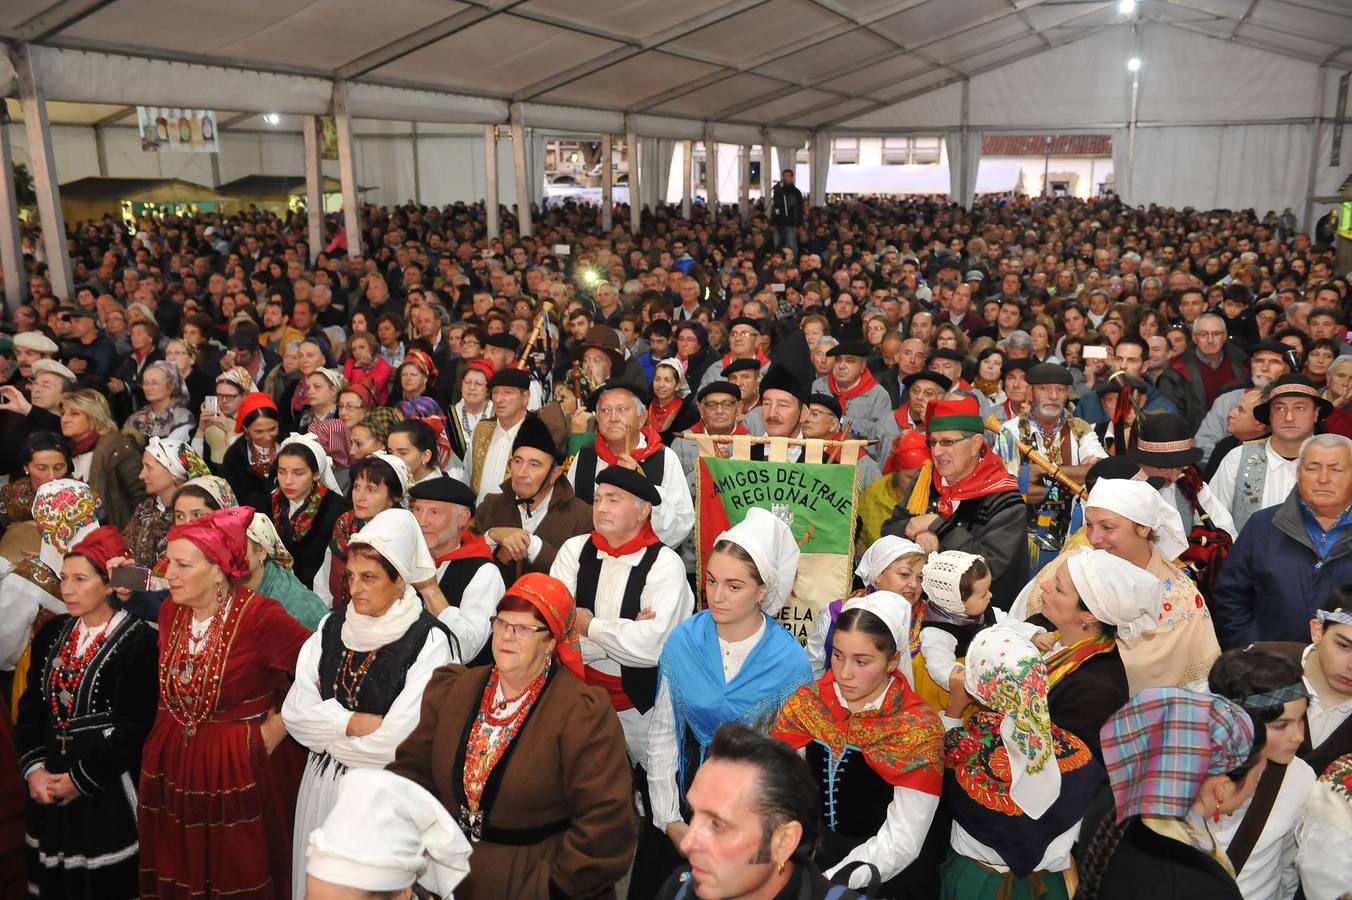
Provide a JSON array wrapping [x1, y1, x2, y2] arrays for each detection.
[[1081, 621, 1091, 632], [776, 861, 785, 875], [1213, 799, 1222, 824]]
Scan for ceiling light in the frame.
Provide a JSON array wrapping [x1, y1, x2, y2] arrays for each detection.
[[1127, 57, 1142, 71], [1119, 0, 1136, 13], [263, 113, 281, 126]]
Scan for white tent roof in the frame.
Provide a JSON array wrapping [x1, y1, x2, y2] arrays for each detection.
[[1, 0, 1347, 136]]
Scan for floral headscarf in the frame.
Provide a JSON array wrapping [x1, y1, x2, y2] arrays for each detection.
[[146, 436, 211, 482], [246, 511, 294, 570], [216, 366, 257, 394], [183, 475, 239, 510], [32, 478, 100, 573], [963, 626, 1059, 818]]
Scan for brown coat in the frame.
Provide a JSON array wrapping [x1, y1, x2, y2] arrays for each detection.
[[474, 477, 593, 582], [388, 664, 636, 899], [88, 428, 147, 529]]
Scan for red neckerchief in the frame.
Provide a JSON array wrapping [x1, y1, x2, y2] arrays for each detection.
[[828, 367, 880, 406], [591, 522, 660, 558], [594, 423, 665, 465], [894, 408, 922, 431], [435, 530, 495, 564], [68, 432, 99, 456], [690, 421, 749, 436], [934, 448, 1019, 517], [720, 348, 769, 369], [648, 397, 683, 433]]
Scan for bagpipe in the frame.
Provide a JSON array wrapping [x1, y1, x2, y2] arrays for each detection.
[[1174, 466, 1232, 606]]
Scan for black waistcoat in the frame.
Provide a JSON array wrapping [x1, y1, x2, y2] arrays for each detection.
[[806, 742, 892, 841], [573, 445, 666, 505], [317, 605, 451, 714], [574, 539, 662, 713], [438, 556, 494, 667]]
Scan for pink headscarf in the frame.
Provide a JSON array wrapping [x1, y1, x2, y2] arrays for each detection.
[[166, 506, 256, 579]]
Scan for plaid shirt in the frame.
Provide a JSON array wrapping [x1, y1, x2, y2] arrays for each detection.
[[1101, 687, 1254, 822]]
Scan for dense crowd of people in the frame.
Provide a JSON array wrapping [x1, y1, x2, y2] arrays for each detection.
[[1, 181, 1351, 899]]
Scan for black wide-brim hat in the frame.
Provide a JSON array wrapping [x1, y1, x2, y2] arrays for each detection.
[[1128, 412, 1203, 468], [1254, 374, 1333, 425]]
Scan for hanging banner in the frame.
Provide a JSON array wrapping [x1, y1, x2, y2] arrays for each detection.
[[320, 116, 339, 161], [137, 106, 220, 153], [695, 445, 860, 646]]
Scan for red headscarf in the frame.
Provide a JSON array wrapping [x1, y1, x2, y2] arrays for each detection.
[[502, 573, 584, 681], [235, 392, 278, 434], [342, 381, 379, 411], [402, 349, 439, 382], [465, 358, 495, 381], [69, 526, 131, 578], [166, 506, 256, 580]]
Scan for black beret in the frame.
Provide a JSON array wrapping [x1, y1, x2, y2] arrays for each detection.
[[721, 358, 761, 376], [487, 368, 532, 391], [928, 347, 966, 364], [511, 413, 563, 464], [758, 364, 809, 404], [588, 379, 650, 409], [595, 465, 662, 506], [807, 393, 843, 419], [728, 316, 764, 333], [826, 340, 872, 358], [697, 380, 741, 402], [407, 473, 477, 511], [484, 332, 521, 351], [1025, 363, 1074, 386], [902, 370, 953, 392]]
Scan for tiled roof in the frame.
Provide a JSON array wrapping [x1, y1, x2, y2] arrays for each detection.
[[982, 135, 1113, 157]]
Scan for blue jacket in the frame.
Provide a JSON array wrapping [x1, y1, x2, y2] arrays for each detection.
[[1211, 488, 1352, 647]]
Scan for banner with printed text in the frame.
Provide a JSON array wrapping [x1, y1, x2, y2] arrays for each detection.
[[697, 456, 858, 646]]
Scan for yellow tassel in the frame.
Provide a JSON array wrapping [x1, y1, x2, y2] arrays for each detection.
[[906, 460, 933, 516]]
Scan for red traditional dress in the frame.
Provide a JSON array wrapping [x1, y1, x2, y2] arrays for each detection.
[[137, 590, 311, 899]]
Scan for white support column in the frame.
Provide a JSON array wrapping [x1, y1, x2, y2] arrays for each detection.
[[625, 114, 640, 235], [484, 125, 500, 241], [510, 103, 532, 237], [738, 145, 751, 224], [411, 122, 421, 204], [0, 122, 24, 313], [12, 44, 72, 300], [775, 145, 797, 182], [760, 132, 772, 209], [1304, 66, 1329, 233], [808, 131, 827, 208], [302, 115, 325, 263], [704, 123, 718, 213], [601, 133, 613, 232], [332, 81, 363, 256], [681, 139, 692, 219]]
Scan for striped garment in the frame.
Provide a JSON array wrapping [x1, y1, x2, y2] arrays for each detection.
[[1100, 686, 1254, 822]]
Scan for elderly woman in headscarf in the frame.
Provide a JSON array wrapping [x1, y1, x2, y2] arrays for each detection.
[[274, 433, 353, 590], [283, 508, 456, 900], [388, 572, 636, 899], [122, 437, 211, 570], [299, 366, 346, 434], [0, 479, 100, 712], [939, 627, 1107, 900], [1014, 478, 1222, 694], [281, 336, 333, 431], [1076, 688, 1266, 899], [125, 360, 195, 440], [774, 593, 945, 896], [137, 506, 314, 900], [807, 534, 928, 682], [638, 509, 813, 893]]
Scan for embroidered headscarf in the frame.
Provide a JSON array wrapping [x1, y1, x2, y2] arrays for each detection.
[[216, 366, 257, 394], [501, 573, 585, 681], [33, 479, 100, 574], [183, 475, 239, 511], [166, 506, 255, 580], [963, 626, 1060, 818], [345, 508, 438, 653], [146, 436, 211, 483], [1063, 547, 1163, 641], [246, 512, 294, 570], [1100, 686, 1255, 823], [1085, 477, 1189, 561], [713, 507, 800, 615], [279, 432, 343, 492]]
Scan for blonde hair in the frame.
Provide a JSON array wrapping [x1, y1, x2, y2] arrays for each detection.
[[61, 388, 118, 435]]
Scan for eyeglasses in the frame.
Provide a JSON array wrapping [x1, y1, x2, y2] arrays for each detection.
[[926, 437, 973, 449], [1194, 330, 1227, 339], [337, 402, 366, 411], [489, 616, 551, 639], [701, 400, 738, 411]]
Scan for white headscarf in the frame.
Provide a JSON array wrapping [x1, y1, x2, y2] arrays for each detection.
[[279, 432, 342, 493], [841, 591, 916, 689], [1063, 548, 1162, 642], [714, 507, 800, 615], [1085, 478, 1188, 561], [921, 550, 985, 618], [345, 508, 436, 652], [307, 769, 471, 897], [246, 512, 294, 569], [854, 535, 924, 587], [964, 626, 1060, 819], [370, 451, 411, 497]]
